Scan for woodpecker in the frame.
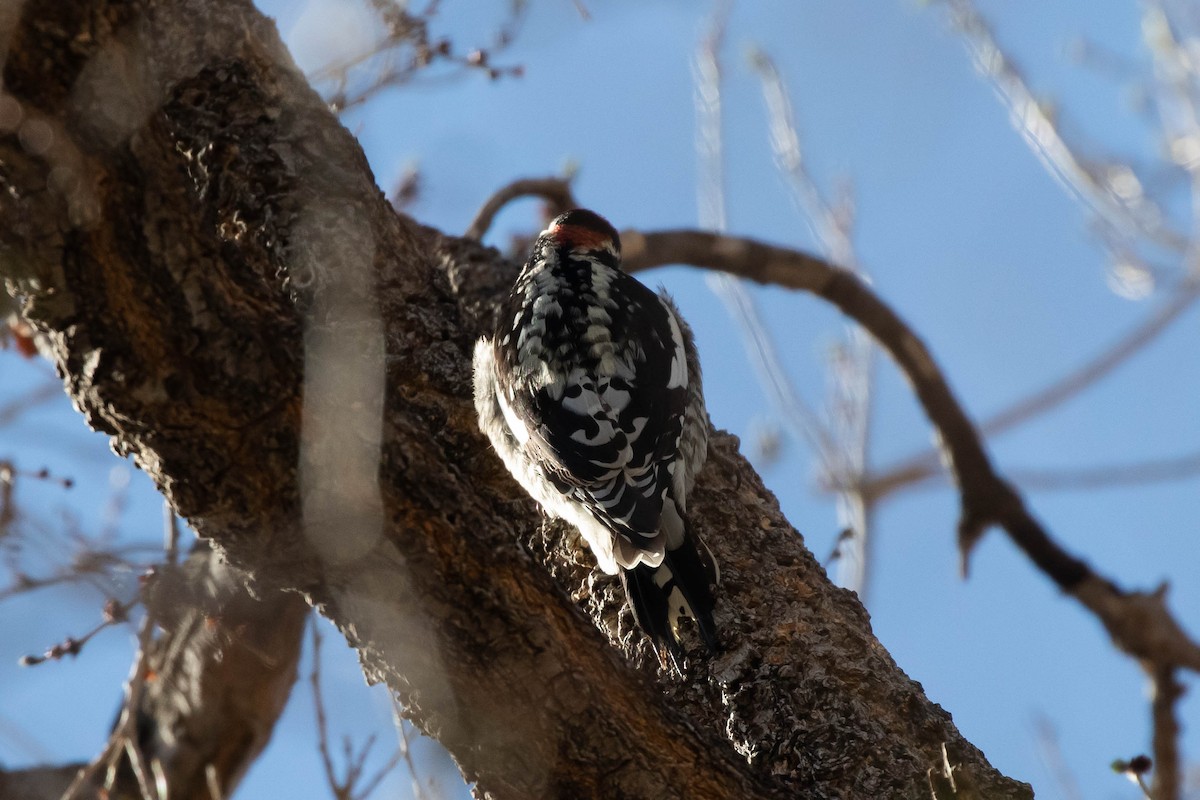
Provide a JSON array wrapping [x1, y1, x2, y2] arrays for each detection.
[[473, 209, 718, 666]]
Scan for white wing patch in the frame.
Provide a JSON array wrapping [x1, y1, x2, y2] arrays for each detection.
[[496, 386, 531, 447]]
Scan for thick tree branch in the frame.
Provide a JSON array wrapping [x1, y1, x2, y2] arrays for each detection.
[[0, 2, 1030, 798]]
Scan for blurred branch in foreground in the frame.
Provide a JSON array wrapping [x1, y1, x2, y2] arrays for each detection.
[[2, 542, 307, 800], [311, 0, 527, 113]]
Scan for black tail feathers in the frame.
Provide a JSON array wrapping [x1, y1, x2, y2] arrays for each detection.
[[620, 533, 719, 667]]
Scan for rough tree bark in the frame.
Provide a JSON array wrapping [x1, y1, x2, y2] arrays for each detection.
[[0, 2, 1031, 798]]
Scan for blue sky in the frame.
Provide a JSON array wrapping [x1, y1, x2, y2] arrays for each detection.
[[1, 2, 1196, 799]]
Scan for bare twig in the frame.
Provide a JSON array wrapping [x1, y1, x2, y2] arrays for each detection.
[[1032, 716, 1084, 800], [70, 504, 179, 796], [748, 45, 876, 595], [860, 0, 1200, 516], [18, 596, 137, 666], [0, 461, 11, 538], [354, 744, 405, 800], [848, 446, 1200, 496], [0, 378, 59, 427], [0, 542, 152, 603], [748, 49, 859, 268], [311, 618, 405, 800], [623, 227, 1200, 675], [1151, 666, 1185, 800], [465, 177, 579, 240], [1115, 755, 1156, 799], [941, 0, 1187, 254], [391, 696, 433, 800], [694, 2, 731, 232], [692, 12, 840, 474], [116, 612, 160, 800], [1010, 449, 1200, 491], [61, 608, 158, 800], [311, 618, 343, 799], [978, 281, 1199, 435], [315, 0, 526, 113], [389, 163, 422, 212], [1143, 3, 1200, 184], [708, 277, 836, 460]]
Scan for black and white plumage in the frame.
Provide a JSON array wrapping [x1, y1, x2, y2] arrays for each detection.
[[473, 209, 718, 665]]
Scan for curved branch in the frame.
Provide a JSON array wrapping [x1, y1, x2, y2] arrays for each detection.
[[465, 177, 578, 240], [624, 229, 1200, 673]]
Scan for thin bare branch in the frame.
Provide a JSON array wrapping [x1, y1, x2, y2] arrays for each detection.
[[465, 177, 579, 241], [62, 609, 158, 800], [353, 744, 405, 800], [314, 0, 526, 113], [863, 279, 1200, 500], [749, 46, 878, 594], [747, 47, 875, 436], [1117, 757, 1155, 800], [748, 48, 859, 268], [1010, 449, 1200, 491], [981, 283, 1200, 435], [847, 446, 1200, 495], [310, 617, 404, 800], [310, 619, 343, 800], [1151, 666, 1185, 800], [624, 227, 1200, 676], [694, 1, 731, 232], [390, 697, 433, 800], [2, 536, 152, 604], [570, 0, 591, 21], [18, 597, 136, 666], [1032, 716, 1084, 800], [941, 0, 1188, 253], [1, 570, 103, 604], [163, 501, 180, 566], [1144, 3, 1200, 184], [860, 0, 1200, 520], [707, 277, 836, 460], [693, 22, 843, 482], [0, 378, 60, 428]]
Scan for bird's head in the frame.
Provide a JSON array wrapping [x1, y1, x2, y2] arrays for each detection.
[[545, 209, 621, 260]]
